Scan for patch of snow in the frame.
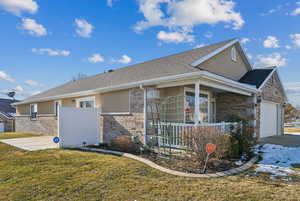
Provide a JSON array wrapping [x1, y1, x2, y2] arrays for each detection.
[[255, 144, 300, 178], [234, 160, 243, 166]]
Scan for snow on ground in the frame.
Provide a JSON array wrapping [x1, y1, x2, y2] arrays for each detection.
[[255, 144, 300, 178]]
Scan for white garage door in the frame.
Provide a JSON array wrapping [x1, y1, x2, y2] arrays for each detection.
[[260, 101, 280, 138]]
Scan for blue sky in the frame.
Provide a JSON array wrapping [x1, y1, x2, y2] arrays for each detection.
[[0, 0, 300, 107]]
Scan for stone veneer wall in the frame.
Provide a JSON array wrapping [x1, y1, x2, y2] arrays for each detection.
[[261, 73, 285, 104], [101, 88, 145, 144], [16, 116, 58, 136], [216, 92, 258, 137]]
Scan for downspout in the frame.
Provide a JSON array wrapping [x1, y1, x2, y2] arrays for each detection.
[[140, 85, 147, 145]]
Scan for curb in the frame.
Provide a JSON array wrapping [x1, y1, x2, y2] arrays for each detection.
[[78, 147, 258, 178]]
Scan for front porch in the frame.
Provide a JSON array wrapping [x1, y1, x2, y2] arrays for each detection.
[[145, 78, 257, 148]]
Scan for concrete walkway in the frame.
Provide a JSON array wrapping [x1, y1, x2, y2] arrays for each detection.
[[0, 136, 59, 151], [260, 134, 300, 147]]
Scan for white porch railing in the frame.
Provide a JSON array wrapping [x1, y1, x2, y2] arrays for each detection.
[[149, 122, 239, 148]]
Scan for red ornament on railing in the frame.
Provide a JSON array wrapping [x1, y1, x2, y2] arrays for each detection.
[[184, 108, 192, 112]]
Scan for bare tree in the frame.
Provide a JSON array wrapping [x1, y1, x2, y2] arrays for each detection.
[[72, 73, 87, 82], [285, 103, 299, 123]]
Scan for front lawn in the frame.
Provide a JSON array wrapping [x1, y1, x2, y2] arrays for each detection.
[[0, 132, 40, 140], [0, 134, 300, 200]]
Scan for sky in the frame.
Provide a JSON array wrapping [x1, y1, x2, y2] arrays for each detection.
[[0, 0, 300, 107]]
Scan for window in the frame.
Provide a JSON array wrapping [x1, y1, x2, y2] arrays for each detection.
[[147, 89, 160, 99], [184, 89, 211, 123], [30, 104, 38, 120], [231, 47, 237, 62], [76, 97, 95, 108]]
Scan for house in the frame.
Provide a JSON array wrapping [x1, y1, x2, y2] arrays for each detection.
[[0, 98, 17, 132], [13, 38, 287, 145]]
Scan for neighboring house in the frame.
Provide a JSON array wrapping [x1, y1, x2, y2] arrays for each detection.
[[0, 98, 17, 132], [13, 38, 287, 144]]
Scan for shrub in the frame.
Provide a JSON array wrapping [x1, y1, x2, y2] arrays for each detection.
[[182, 127, 232, 163], [226, 114, 257, 159], [110, 136, 140, 154]]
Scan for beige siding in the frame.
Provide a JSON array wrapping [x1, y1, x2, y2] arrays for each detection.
[[62, 98, 75, 107], [16, 104, 30, 115], [62, 94, 101, 108], [198, 45, 248, 81], [38, 101, 55, 114], [101, 90, 129, 113], [160, 86, 184, 97]]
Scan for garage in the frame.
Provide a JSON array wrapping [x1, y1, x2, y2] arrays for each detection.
[[260, 101, 283, 138], [0, 121, 4, 133]]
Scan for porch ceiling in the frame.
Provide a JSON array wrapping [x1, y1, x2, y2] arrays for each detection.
[[157, 78, 253, 96]]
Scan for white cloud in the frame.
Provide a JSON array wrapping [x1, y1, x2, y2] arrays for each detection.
[[0, 0, 38, 16], [263, 36, 280, 48], [20, 18, 47, 36], [112, 55, 132, 64], [32, 48, 70, 56], [25, 79, 39, 86], [194, 43, 206, 49], [107, 0, 114, 7], [290, 34, 300, 47], [14, 85, 24, 92], [261, 5, 283, 16], [240, 37, 250, 44], [0, 71, 15, 83], [284, 82, 300, 107], [75, 19, 94, 38], [134, 0, 244, 42], [255, 53, 287, 68], [285, 45, 292, 50], [291, 2, 300, 16], [88, 54, 104, 63], [157, 30, 194, 43], [246, 53, 253, 60]]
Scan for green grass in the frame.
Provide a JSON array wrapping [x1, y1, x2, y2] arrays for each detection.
[[0, 133, 300, 201], [0, 132, 41, 140]]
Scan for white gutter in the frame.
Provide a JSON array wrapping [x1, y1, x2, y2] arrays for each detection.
[[13, 70, 259, 106]]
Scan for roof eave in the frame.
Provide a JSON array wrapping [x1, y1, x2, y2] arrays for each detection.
[[14, 70, 259, 106]]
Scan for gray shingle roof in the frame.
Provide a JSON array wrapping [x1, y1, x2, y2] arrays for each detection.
[[239, 68, 274, 89], [0, 98, 17, 116], [22, 39, 235, 103]]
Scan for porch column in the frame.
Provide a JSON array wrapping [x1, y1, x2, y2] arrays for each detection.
[[194, 81, 200, 125]]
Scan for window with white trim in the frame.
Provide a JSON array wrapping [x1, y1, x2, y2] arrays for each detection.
[[30, 104, 38, 120], [231, 47, 237, 62], [147, 89, 160, 99], [76, 97, 95, 108], [184, 88, 211, 123]]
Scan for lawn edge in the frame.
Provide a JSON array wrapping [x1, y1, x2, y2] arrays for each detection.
[[78, 147, 258, 178]]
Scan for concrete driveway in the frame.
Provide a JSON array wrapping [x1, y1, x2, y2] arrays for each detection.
[[0, 136, 59, 151], [260, 134, 300, 147]]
